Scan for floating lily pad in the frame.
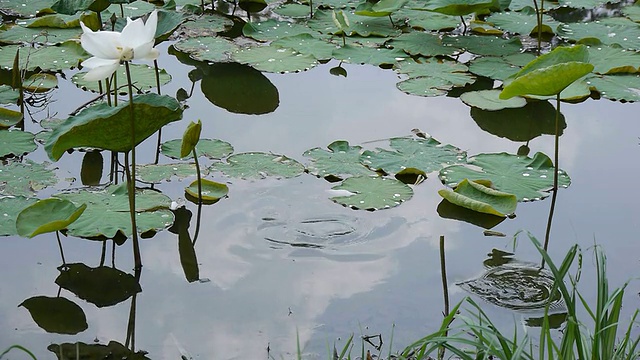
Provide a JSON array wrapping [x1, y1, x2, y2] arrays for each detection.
[[212, 152, 304, 179], [0, 196, 38, 236], [588, 44, 640, 75], [0, 0, 56, 18], [0, 41, 87, 72], [395, 58, 476, 96], [486, 11, 558, 35], [388, 31, 457, 57], [50, 0, 110, 15], [557, 20, 640, 51], [442, 35, 522, 56], [361, 137, 467, 174], [272, 33, 337, 60], [172, 36, 239, 63], [308, 9, 401, 37], [24, 13, 87, 28], [0, 130, 36, 157], [73, 64, 171, 93], [232, 45, 318, 73], [53, 183, 174, 239], [586, 74, 640, 102], [48, 341, 150, 360], [243, 19, 317, 41], [460, 89, 526, 110], [329, 176, 413, 210], [470, 100, 566, 141], [333, 44, 408, 66], [468, 53, 536, 81], [161, 138, 233, 160], [438, 178, 517, 217], [355, 0, 409, 17], [0, 160, 58, 197], [559, 0, 621, 9], [439, 152, 571, 201], [16, 198, 86, 237], [0, 26, 81, 45], [24, 73, 58, 93], [179, 14, 234, 36], [273, 3, 312, 18], [55, 263, 142, 308], [106, 0, 155, 17], [396, 8, 459, 31], [45, 94, 183, 161], [0, 85, 20, 105], [0, 108, 23, 129], [421, 0, 495, 16], [470, 20, 503, 35], [303, 140, 374, 179], [20, 296, 87, 335], [136, 163, 207, 183], [185, 178, 229, 204]]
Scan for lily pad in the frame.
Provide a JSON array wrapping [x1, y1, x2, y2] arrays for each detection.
[[395, 58, 475, 96], [439, 152, 571, 201], [0, 196, 38, 236], [387, 31, 457, 57], [438, 178, 517, 217], [172, 36, 239, 63], [586, 74, 640, 102], [55, 263, 142, 308], [0, 160, 58, 197], [0, 108, 23, 129], [243, 19, 318, 41], [136, 163, 206, 183], [232, 45, 317, 73], [303, 140, 375, 179], [179, 14, 234, 36], [329, 176, 413, 210], [106, 0, 155, 17], [24, 73, 58, 93], [185, 178, 229, 204], [0, 85, 20, 105], [442, 35, 522, 56], [355, 0, 409, 17], [0, 41, 87, 72], [460, 89, 526, 110], [16, 198, 86, 237], [308, 9, 401, 37], [332, 44, 408, 66], [361, 137, 467, 174], [557, 20, 640, 51], [272, 33, 337, 60], [0, 130, 36, 157], [73, 64, 171, 93], [420, 0, 495, 16], [0, 0, 56, 18], [396, 8, 459, 31], [588, 44, 640, 75], [53, 183, 174, 239], [20, 296, 87, 335], [486, 11, 559, 35], [212, 152, 304, 179], [161, 138, 233, 160], [468, 53, 536, 81], [45, 94, 183, 161], [0, 26, 81, 45]]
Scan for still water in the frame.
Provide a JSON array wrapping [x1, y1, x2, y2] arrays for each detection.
[[2, 41, 640, 359]]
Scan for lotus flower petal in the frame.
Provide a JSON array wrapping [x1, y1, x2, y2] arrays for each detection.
[[81, 58, 120, 81], [80, 23, 122, 60]]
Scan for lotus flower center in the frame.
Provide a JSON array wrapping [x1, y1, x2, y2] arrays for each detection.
[[118, 46, 134, 61]]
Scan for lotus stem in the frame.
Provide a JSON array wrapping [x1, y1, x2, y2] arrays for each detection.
[[124, 61, 142, 270], [153, 60, 162, 165], [460, 16, 467, 34], [542, 93, 561, 266], [438, 235, 449, 360], [192, 148, 202, 246], [309, 0, 313, 17], [532, 0, 542, 54], [56, 231, 66, 265]]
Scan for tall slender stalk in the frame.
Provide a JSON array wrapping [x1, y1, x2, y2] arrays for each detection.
[[438, 235, 450, 360], [192, 149, 203, 246], [532, 0, 542, 54], [56, 231, 66, 265], [542, 93, 561, 266], [153, 60, 162, 165], [124, 62, 142, 270]]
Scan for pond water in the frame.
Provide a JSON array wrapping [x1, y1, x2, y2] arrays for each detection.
[[2, 3, 640, 360]]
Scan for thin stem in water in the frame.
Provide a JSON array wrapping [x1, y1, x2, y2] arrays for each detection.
[[438, 235, 450, 360], [56, 231, 66, 265], [124, 61, 142, 270], [192, 149, 202, 246], [542, 93, 561, 266]]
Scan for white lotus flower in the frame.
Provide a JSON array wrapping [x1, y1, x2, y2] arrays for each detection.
[[80, 10, 159, 81]]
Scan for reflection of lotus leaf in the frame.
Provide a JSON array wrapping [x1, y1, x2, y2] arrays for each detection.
[[458, 262, 564, 311]]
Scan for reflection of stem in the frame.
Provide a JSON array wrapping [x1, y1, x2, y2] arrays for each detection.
[[192, 149, 202, 246], [125, 268, 141, 351], [542, 94, 561, 267], [460, 16, 467, 34], [438, 235, 449, 360], [112, 240, 116, 267], [100, 240, 106, 266], [124, 62, 142, 270], [56, 231, 66, 265]]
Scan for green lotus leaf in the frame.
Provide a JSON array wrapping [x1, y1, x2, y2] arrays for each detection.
[[395, 59, 475, 96], [0, 160, 58, 197], [586, 74, 640, 102], [185, 178, 229, 204], [437, 198, 505, 229], [438, 179, 516, 217], [232, 45, 318, 73], [439, 152, 571, 201], [16, 198, 86, 237], [0, 85, 20, 105], [387, 32, 457, 57], [0, 196, 38, 236], [0, 130, 35, 156], [512, 45, 590, 79], [161, 138, 233, 160], [53, 183, 174, 239], [333, 10, 351, 31], [622, 4, 640, 23], [355, 0, 408, 16], [20, 296, 87, 335], [172, 36, 239, 63], [559, 0, 621, 8], [460, 90, 526, 110], [421, 0, 495, 15], [329, 176, 413, 210], [73, 64, 171, 93], [243, 19, 318, 42], [361, 137, 467, 174], [48, 341, 150, 360], [24, 73, 58, 93], [0, 26, 81, 45], [486, 11, 559, 35], [200, 62, 279, 115], [212, 152, 304, 179], [395, 8, 459, 31], [154, 9, 185, 42], [181, 120, 202, 158], [51, 0, 110, 14], [24, 13, 91, 28], [45, 94, 183, 161], [308, 9, 401, 37], [524, 79, 591, 102], [442, 35, 522, 56], [55, 263, 141, 308], [0, 41, 87, 72], [272, 34, 337, 60], [178, 13, 234, 36], [315, 0, 360, 8], [588, 44, 640, 75], [470, 100, 566, 141], [136, 163, 208, 183], [303, 140, 375, 179], [0, 0, 56, 18], [469, 20, 503, 35], [333, 44, 408, 66], [557, 19, 640, 50], [500, 62, 594, 99], [106, 0, 155, 17], [273, 3, 312, 18]]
